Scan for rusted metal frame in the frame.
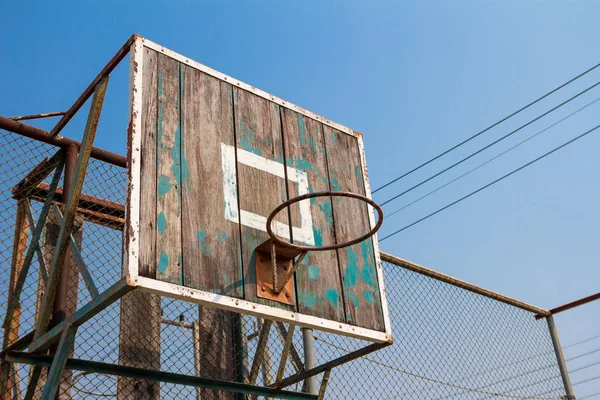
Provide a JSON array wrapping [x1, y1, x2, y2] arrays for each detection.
[[316, 369, 331, 400], [34, 75, 109, 342], [536, 291, 600, 319], [11, 150, 64, 199], [7, 352, 318, 400], [2, 159, 65, 330], [29, 276, 134, 354], [49, 34, 135, 137], [8, 111, 66, 121], [23, 201, 49, 284], [28, 183, 125, 230], [38, 324, 77, 400], [547, 316, 576, 400], [380, 252, 551, 317], [274, 325, 296, 385], [51, 202, 99, 299], [0, 332, 34, 359], [271, 342, 390, 390], [274, 322, 304, 373], [0, 116, 126, 168], [248, 320, 273, 384]]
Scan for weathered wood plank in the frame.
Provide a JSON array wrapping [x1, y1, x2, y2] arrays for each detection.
[[281, 110, 344, 322], [118, 47, 162, 400], [181, 66, 242, 296], [155, 54, 182, 284], [233, 88, 294, 310], [323, 127, 384, 331], [139, 47, 159, 279]]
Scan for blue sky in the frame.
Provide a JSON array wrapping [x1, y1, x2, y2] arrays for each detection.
[[2, 1, 599, 397]]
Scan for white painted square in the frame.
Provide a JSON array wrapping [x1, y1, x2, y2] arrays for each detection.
[[221, 143, 314, 245]]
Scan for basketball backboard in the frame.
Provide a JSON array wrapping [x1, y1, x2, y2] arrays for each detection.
[[125, 37, 392, 343]]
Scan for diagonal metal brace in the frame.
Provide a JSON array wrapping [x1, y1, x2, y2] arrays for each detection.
[[34, 75, 109, 341], [23, 200, 49, 284]]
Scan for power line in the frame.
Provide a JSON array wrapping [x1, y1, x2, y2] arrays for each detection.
[[372, 61, 600, 194], [573, 374, 600, 386], [385, 96, 600, 219], [580, 391, 600, 400], [567, 347, 600, 362], [564, 333, 600, 350], [379, 123, 600, 242], [379, 80, 600, 207]]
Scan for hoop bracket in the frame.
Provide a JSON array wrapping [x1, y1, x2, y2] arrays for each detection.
[[255, 239, 305, 305]]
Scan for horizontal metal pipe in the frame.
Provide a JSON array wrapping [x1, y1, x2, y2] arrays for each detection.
[[542, 291, 600, 319], [8, 111, 66, 121], [50, 34, 136, 137], [380, 252, 550, 317], [6, 352, 317, 400], [0, 116, 126, 168]]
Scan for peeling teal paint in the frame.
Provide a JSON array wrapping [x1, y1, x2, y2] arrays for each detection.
[[218, 232, 228, 242], [344, 248, 360, 288], [157, 212, 167, 234], [197, 231, 213, 255], [286, 157, 320, 175], [317, 200, 334, 228], [348, 293, 359, 307], [313, 227, 324, 247], [300, 291, 318, 309], [360, 241, 376, 287], [307, 265, 321, 281], [354, 166, 364, 188], [218, 269, 229, 284], [158, 175, 173, 197], [330, 178, 341, 191], [158, 252, 169, 273], [330, 130, 337, 145], [239, 120, 264, 156], [363, 290, 375, 304], [324, 289, 340, 310]]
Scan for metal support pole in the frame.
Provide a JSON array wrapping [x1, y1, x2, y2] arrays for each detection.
[[546, 315, 576, 400], [301, 328, 316, 395]]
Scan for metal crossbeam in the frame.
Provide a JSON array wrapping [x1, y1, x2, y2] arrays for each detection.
[[29, 277, 134, 353], [317, 369, 331, 400], [7, 352, 317, 400], [271, 342, 390, 389], [2, 159, 64, 329], [52, 203, 99, 299], [23, 201, 49, 284], [34, 75, 108, 341]]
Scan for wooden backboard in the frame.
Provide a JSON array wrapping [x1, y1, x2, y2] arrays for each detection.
[[124, 37, 392, 343]]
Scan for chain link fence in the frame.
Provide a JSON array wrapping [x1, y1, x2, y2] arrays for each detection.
[[0, 129, 569, 399]]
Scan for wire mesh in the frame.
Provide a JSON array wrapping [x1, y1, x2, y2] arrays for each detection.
[[0, 128, 569, 399]]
